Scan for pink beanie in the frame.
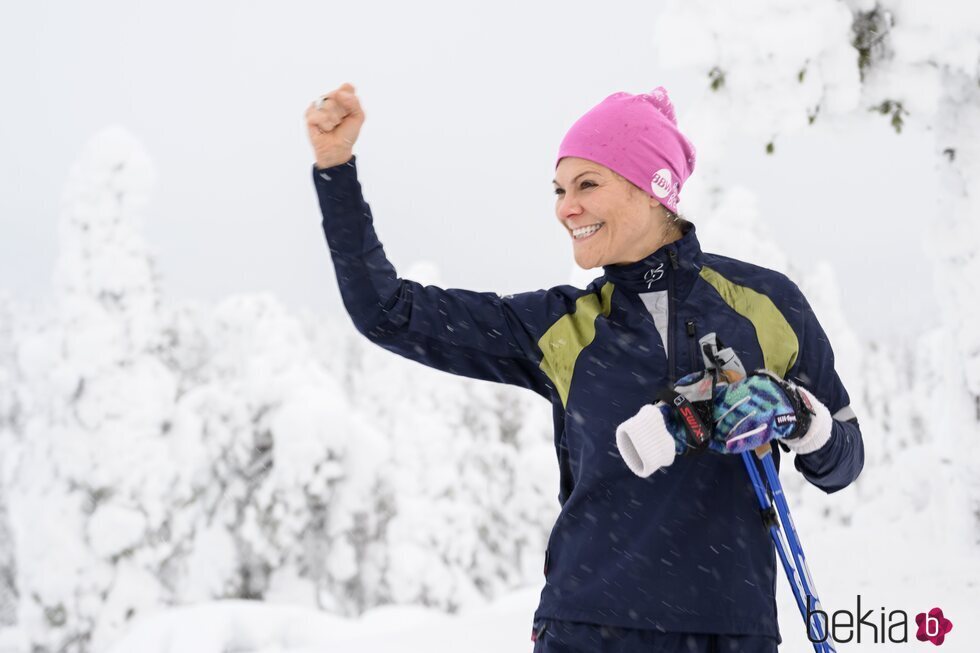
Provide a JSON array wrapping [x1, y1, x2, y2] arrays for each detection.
[[555, 87, 696, 213]]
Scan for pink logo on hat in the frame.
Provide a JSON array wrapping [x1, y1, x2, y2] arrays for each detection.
[[651, 168, 672, 199]]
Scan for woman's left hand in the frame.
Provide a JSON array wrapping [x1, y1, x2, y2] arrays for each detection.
[[712, 370, 831, 455]]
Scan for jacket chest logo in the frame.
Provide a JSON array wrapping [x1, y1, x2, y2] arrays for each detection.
[[644, 264, 665, 289]]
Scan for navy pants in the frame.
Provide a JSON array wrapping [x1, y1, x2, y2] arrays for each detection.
[[531, 619, 780, 652]]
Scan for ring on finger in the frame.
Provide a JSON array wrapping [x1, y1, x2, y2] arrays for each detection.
[[314, 94, 331, 111]]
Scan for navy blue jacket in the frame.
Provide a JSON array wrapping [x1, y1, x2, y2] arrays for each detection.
[[312, 156, 864, 641]]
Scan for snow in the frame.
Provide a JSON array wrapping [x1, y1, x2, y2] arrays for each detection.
[[0, 123, 558, 649], [87, 504, 148, 558], [99, 587, 543, 653], [1, 1, 979, 651]]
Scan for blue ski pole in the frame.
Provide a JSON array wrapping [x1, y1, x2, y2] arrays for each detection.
[[741, 446, 836, 653], [698, 332, 838, 652]]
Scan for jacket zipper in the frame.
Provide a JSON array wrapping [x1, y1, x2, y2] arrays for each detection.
[[667, 248, 679, 385], [686, 318, 697, 373]]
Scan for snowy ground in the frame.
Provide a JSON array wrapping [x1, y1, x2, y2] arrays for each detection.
[[95, 587, 545, 653], [5, 449, 971, 653], [80, 555, 980, 653], [108, 443, 980, 653]]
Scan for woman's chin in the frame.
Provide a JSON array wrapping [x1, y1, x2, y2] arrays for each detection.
[[572, 247, 604, 270]]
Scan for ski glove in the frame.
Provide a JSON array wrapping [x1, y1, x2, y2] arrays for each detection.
[[713, 369, 831, 454], [616, 369, 834, 478]]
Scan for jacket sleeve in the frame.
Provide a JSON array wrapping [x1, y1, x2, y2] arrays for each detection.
[[786, 286, 865, 494], [311, 155, 554, 400]]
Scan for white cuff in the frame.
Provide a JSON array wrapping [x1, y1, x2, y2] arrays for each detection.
[[616, 404, 677, 477], [783, 387, 833, 455]]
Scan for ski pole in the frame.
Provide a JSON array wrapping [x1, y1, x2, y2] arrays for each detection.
[[699, 333, 837, 651], [740, 450, 812, 638], [741, 446, 836, 652]]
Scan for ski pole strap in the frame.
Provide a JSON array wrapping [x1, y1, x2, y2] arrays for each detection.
[[657, 387, 712, 449], [747, 369, 815, 440]]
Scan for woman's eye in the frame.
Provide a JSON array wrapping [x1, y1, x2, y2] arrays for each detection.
[[554, 181, 595, 196]]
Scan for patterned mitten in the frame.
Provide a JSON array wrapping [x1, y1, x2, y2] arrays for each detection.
[[712, 369, 828, 454]]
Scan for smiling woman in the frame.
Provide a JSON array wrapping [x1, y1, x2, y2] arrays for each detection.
[[551, 88, 693, 272], [307, 83, 863, 653], [552, 158, 686, 270]]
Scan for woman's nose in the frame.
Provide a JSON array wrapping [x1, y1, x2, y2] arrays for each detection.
[[558, 194, 582, 220]]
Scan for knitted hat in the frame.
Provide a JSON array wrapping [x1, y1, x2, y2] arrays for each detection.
[[555, 87, 696, 213]]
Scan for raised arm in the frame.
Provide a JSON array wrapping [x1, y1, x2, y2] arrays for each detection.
[[305, 84, 556, 399], [313, 156, 559, 398]]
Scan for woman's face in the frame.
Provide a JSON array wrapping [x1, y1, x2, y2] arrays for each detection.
[[553, 157, 667, 269]]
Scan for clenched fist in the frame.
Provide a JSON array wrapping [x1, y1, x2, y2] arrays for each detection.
[[305, 82, 365, 169]]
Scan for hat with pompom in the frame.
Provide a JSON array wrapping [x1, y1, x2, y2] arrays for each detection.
[[555, 87, 696, 213]]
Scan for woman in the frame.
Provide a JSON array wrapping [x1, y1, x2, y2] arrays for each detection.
[[304, 83, 864, 652]]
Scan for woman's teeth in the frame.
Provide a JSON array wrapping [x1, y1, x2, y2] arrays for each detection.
[[572, 223, 604, 240]]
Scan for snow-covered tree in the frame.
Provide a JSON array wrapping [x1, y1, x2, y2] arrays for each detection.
[[655, 0, 980, 591], [0, 126, 557, 651]]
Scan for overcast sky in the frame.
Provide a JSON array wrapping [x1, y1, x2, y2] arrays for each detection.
[[1, 1, 939, 345]]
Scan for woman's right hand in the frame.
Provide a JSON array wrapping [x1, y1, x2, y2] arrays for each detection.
[[305, 82, 365, 169]]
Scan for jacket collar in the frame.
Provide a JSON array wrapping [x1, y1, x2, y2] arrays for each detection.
[[601, 220, 703, 300]]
